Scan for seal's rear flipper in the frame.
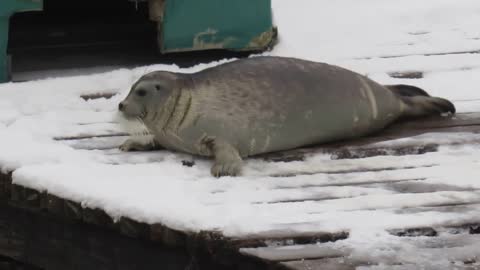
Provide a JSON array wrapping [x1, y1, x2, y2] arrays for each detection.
[[386, 84, 456, 118]]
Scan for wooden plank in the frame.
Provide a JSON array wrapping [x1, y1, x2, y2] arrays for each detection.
[[0, 203, 190, 270], [231, 232, 349, 249], [282, 257, 478, 270], [382, 114, 480, 132], [54, 132, 129, 141], [281, 258, 361, 270], [249, 233, 480, 269], [80, 92, 118, 101], [247, 180, 475, 205], [269, 164, 435, 178], [228, 202, 480, 242], [241, 244, 348, 262], [0, 172, 11, 201], [304, 192, 480, 214], [261, 113, 480, 162], [375, 180, 475, 194], [260, 178, 427, 190], [263, 143, 440, 163], [62, 135, 128, 150], [355, 48, 480, 60], [205, 178, 435, 206], [388, 71, 424, 79]]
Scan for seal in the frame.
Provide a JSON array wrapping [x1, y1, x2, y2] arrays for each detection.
[[118, 56, 455, 177]]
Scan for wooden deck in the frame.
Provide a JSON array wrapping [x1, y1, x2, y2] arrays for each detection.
[[2, 3, 480, 267], [2, 106, 480, 269]]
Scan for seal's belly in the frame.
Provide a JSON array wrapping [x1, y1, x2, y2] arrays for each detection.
[[167, 57, 406, 157], [188, 77, 403, 157]]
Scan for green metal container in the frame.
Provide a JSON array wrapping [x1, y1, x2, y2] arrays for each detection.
[[0, 0, 43, 82], [160, 0, 276, 53], [1, 0, 274, 82]]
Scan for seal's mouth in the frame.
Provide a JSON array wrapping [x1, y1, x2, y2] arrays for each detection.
[[116, 112, 152, 138]]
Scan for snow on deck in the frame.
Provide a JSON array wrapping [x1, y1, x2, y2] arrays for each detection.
[[2, 0, 480, 268]]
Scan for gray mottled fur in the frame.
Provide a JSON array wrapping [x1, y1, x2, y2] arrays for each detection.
[[118, 56, 455, 177]]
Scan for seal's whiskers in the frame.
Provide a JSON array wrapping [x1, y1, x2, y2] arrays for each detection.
[[117, 115, 154, 144]]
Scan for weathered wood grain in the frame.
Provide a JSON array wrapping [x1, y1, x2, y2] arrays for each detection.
[[261, 113, 480, 162], [281, 258, 359, 270], [230, 232, 349, 249], [355, 48, 480, 60], [240, 245, 348, 262], [0, 201, 281, 270], [0, 204, 191, 270], [269, 164, 435, 178], [388, 71, 424, 79], [252, 233, 480, 270], [54, 132, 129, 141], [80, 92, 118, 101]]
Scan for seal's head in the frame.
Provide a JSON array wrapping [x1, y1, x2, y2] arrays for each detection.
[[118, 71, 179, 119]]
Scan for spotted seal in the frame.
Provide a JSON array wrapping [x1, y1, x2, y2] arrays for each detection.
[[118, 56, 455, 177]]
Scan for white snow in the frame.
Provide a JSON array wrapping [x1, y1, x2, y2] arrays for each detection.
[[2, 0, 480, 266]]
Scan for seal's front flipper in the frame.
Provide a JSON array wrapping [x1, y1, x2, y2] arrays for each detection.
[[119, 138, 162, 152], [387, 84, 456, 119], [202, 137, 243, 177]]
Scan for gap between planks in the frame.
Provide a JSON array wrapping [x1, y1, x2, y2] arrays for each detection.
[[241, 231, 480, 263], [355, 48, 480, 60]]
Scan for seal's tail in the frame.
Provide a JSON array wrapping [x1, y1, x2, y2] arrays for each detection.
[[385, 84, 456, 118]]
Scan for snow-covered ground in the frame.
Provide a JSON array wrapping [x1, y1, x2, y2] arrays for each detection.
[[2, 0, 480, 267]]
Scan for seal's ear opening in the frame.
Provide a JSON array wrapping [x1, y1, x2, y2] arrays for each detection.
[[155, 85, 161, 91]]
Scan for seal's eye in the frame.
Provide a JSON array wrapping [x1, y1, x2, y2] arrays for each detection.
[[136, 89, 147, 97], [155, 85, 161, 91]]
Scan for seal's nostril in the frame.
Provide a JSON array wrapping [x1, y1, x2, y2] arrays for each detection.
[[118, 102, 124, 111]]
